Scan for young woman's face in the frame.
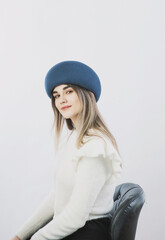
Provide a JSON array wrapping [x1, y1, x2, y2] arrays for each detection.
[[52, 84, 83, 125]]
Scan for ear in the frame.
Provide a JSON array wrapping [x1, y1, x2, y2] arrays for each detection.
[[90, 91, 95, 101]]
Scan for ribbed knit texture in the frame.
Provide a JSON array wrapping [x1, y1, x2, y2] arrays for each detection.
[[15, 129, 122, 240]]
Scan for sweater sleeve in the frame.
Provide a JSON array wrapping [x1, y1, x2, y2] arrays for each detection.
[[72, 137, 122, 184], [30, 155, 109, 240], [15, 190, 55, 240]]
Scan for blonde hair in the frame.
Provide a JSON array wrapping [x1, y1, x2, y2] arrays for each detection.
[[50, 84, 121, 157]]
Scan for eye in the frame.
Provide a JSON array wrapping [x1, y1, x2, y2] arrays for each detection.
[[54, 95, 59, 99], [66, 90, 73, 94], [53, 90, 73, 99]]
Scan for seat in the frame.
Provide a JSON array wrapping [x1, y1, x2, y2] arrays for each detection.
[[108, 182, 145, 240]]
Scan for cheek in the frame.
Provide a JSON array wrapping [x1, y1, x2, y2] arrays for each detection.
[[55, 100, 60, 110]]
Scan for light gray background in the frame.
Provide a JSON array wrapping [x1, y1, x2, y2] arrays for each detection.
[[0, 0, 164, 239]]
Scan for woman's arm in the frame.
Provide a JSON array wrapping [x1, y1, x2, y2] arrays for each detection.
[[13, 190, 55, 240], [30, 156, 109, 240]]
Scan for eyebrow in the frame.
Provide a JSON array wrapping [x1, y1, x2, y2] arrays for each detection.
[[52, 85, 71, 94]]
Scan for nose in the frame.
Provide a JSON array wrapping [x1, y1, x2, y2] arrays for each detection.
[[59, 95, 67, 104]]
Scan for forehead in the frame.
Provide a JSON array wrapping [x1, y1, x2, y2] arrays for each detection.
[[53, 84, 70, 92]]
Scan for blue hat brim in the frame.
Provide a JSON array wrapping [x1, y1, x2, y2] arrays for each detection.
[[45, 60, 101, 102]]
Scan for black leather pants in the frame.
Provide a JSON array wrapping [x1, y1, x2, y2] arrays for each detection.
[[62, 217, 111, 240], [27, 216, 111, 240]]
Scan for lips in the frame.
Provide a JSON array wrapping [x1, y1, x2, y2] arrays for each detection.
[[61, 105, 71, 110]]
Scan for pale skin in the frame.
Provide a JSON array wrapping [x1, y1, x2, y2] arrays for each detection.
[[11, 236, 20, 240], [52, 84, 90, 128], [11, 84, 95, 240]]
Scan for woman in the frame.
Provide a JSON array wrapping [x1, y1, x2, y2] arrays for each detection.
[[12, 60, 123, 240]]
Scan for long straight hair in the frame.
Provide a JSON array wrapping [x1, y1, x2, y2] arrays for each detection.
[[50, 84, 121, 157]]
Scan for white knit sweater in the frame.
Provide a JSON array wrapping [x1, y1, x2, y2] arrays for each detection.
[[15, 129, 122, 240]]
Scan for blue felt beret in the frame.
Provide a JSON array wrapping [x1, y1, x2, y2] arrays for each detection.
[[45, 60, 101, 102]]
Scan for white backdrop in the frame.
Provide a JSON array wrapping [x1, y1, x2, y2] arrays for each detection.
[[0, 0, 164, 239]]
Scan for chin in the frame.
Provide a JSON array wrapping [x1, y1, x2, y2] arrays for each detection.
[[62, 114, 72, 119]]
